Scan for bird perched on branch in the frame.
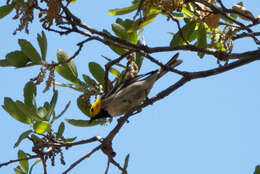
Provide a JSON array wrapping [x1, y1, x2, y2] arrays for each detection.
[[89, 53, 182, 121]]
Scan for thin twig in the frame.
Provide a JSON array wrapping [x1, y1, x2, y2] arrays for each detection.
[[140, 52, 186, 76], [62, 145, 101, 174], [167, 12, 190, 46], [44, 26, 72, 35], [233, 32, 260, 41], [105, 157, 111, 174], [110, 158, 127, 174], [0, 155, 39, 168], [148, 45, 228, 60], [134, 0, 144, 19], [104, 51, 134, 94]]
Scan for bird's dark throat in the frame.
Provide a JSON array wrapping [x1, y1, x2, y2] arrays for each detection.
[[90, 109, 111, 122]]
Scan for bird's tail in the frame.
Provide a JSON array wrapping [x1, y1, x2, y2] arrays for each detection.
[[157, 53, 182, 79]]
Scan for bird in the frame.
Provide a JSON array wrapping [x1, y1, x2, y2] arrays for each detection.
[[89, 53, 182, 121]]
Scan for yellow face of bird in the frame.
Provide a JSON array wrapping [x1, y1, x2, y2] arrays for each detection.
[[90, 98, 101, 118]]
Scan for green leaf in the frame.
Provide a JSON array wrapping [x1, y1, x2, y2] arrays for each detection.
[[135, 48, 143, 69], [14, 130, 33, 148], [112, 19, 138, 44], [197, 23, 207, 58], [197, 51, 205, 58], [77, 95, 90, 117], [109, 45, 128, 56], [83, 74, 97, 88], [116, 19, 138, 44], [139, 13, 158, 29], [5, 51, 30, 68], [131, 13, 158, 31], [230, 2, 244, 20], [32, 110, 43, 121], [55, 65, 80, 84], [182, 7, 193, 17], [16, 101, 43, 123], [15, 63, 38, 68], [0, 4, 14, 19], [0, 59, 10, 67], [55, 49, 79, 84], [172, 12, 184, 19], [18, 39, 41, 64], [103, 29, 128, 55], [2, 98, 31, 124], [56, 49, 78, 77], [230, 12, 238, 19], [16, 100, 42, 122], [107, 3, 138, 16], [89, 62, 105, 86], [32, 92, 37, 108], [14, 166, 26, 174], [15, 100, 31, 115], [237, 2, 243, 6], [29, 159, 41, 174], [63, 137, 77, 142], [127, 31, 138, 45], [56, 122, 65, 139], [37, 106, 48, 119], [45, 90, 58, 121], [30, 134, 42, 144], [109, 67, 120, 78], [18, 150, 29, 173], [24, 81, 36, 109], [122, 154, 130, 174], [170, 20, 197, 47], [112, 23, 127, 40], [254, 165, 260, 174], [52, 101, 71, 123], [65, 119, 106, 127], [188, 29, 199, 43], [220, 15, 233, 24], [33, 121, 51, 134], [37, 31, 47, 61]]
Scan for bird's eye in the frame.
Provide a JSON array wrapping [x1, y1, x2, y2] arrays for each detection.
[[91, 108, 94, 112]]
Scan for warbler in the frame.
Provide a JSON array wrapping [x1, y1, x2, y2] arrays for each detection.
[[89, 53, 182, 121]]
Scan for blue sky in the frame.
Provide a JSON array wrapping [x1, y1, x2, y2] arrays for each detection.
[[0, 1, 260, 174]]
